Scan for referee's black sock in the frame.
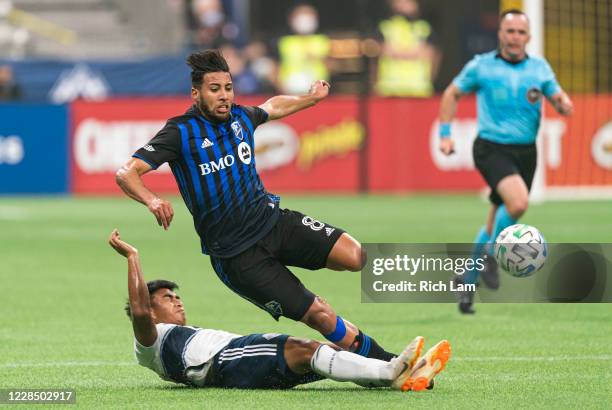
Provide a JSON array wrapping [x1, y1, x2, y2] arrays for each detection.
[[350, 330, 396, 361]]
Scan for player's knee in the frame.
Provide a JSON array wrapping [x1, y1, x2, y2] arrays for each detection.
[[285, 337, 320, 361], [345, 244, 366, 272], [284, 337, 322, 373]]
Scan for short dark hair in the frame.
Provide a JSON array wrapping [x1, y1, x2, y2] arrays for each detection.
[[124, 279, 179, 319], [186, 49, 230, 88], [500, 8, 527, 22]]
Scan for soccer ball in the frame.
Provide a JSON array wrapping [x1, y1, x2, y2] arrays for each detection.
[[494, 224, 547, 277]]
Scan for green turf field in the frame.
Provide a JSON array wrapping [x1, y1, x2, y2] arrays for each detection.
[[1, 195, 610, 409]]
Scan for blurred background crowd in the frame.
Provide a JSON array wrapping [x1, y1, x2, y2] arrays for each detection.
[[1, 0, 610, 197], [0, 0, 609, 102], [0, 0, 503, 101]]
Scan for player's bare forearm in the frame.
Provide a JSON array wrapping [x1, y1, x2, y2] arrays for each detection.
[[109, 230, 150, 316], [108, 229, 157, 346], [126, 254, 152, 318], [260, 94, 318, 120], [116, 158, 174, 230], [260, 80, 330, 121], [126, 249, 157, 345], [116, 164, 157, 206]]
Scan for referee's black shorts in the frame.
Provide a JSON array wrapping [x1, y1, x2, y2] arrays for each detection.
[[473, 137, 537, 205], [210, 208, 345, 321]]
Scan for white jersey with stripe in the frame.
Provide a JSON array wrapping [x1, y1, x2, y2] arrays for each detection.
[[134, 323, 240, 386]]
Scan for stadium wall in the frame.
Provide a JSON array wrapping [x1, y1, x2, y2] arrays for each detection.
[[1, 96, 611, 196], [0, 104, 69, 194]]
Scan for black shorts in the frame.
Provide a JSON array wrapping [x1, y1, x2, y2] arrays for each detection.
[[207, 333, 321, 389], [473, 137, 537, 205], [210, 208, 345, 321]]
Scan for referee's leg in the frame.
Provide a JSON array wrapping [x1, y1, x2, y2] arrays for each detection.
[[488, 173, 530, 247], [496, 174, 529, 219]]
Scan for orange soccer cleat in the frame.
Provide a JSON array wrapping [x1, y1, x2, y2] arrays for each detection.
[[395, 339, 451, 392]]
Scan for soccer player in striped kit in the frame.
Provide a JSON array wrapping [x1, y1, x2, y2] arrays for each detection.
[[438, 9, 573, 313], [108, 229, 451, 391], [117, 50, 394, 363]]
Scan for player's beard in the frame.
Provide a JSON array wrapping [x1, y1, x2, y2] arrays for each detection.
[[196, 95, 230, 122]]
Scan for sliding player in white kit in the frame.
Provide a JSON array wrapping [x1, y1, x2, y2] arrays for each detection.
[[109, 229, 451, 391]]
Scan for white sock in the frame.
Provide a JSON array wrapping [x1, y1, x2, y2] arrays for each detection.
[[310, 345, 396, 387]]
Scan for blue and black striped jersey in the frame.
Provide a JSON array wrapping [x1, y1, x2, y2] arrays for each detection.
[[133, 104, 279, 257]]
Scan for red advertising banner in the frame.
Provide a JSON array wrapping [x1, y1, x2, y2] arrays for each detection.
[[543, 94, 612, 187], [367, 97, 483, 192], [71, 98, 187, 194], [70, 95, 611, 195], [70, 97, 364, 194]]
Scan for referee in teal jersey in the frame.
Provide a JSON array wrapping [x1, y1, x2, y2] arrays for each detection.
[[438, 9, 573, 314]]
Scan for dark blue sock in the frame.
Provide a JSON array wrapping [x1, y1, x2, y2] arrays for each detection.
[[350, 330, 395, 361]]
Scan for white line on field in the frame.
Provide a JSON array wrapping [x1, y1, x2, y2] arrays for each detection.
[[1, 361, 134, 368], [2, 356, 612, 368], [454, 356, 612, 362]]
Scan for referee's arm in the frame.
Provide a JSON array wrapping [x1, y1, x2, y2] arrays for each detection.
[[547, 90, 573, 116], [438, 83, 465, 155]]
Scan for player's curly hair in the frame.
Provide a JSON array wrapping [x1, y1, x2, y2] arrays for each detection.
[[124, 279, 179, 319], [186, 49, 230, 89]]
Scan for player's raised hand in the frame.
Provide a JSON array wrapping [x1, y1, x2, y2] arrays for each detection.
[[147, 197, 174, 230], [309, 80, 330, 101], [109, 229, 138, 258], [439, 138, 455, 155]]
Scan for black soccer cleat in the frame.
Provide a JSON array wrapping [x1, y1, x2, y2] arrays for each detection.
[[479, 255, 500, 290], [458, 294, 475, 314], [453, 275, 475, 314]]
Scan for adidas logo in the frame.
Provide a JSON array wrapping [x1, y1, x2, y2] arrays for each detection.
[[325, 227, 335, 237], [143, 144, 155, 152], [201, 138, 214, 148]]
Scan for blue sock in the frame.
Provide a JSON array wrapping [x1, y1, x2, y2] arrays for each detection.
[[323, 316, 347, 343], [463, 226, 490, 285], [351, 330, 395, 361], [488, 205, 517, 255]]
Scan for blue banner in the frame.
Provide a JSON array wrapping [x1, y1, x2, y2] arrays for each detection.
[[0, 104, 69, 194], [2, 56, 191, 103]]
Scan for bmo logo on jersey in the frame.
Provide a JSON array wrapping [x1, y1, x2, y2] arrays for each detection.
[[198, 142, 253, 175], [198, 155, 235, 175]]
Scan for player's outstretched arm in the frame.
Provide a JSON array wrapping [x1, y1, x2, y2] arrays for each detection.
[[548, 91, 573, 116], [115, 158, 174, 230], [438, 84, 464, 156], [259, 80, 330, 121], [108, 229, 157, 346]]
